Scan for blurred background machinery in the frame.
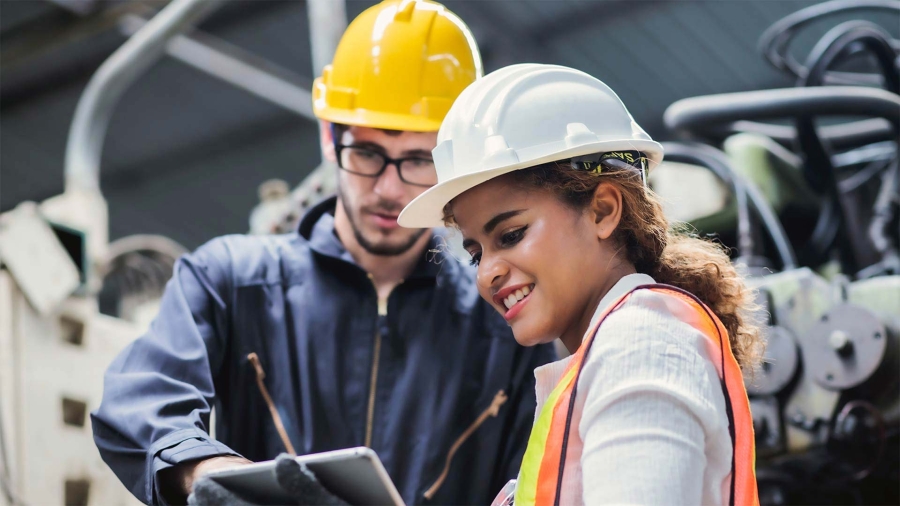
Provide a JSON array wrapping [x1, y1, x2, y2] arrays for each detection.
[[1, 1, 344, 504], [1, 1, 898, 505], [652, 2, 900, 503]]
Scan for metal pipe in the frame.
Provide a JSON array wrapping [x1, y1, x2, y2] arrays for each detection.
[[306, 0, 346, 80], [305, 0, 346, 181], [118, 14, 315, 120], [64, 0, 220, 193]]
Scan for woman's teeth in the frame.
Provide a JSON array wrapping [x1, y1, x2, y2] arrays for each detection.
[[503, 285, 533, 310]]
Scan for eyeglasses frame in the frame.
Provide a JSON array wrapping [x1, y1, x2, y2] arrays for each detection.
[[334, 143, 437, 188]]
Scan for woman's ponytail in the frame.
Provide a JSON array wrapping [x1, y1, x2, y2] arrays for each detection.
[[649, 233, 763, 368]]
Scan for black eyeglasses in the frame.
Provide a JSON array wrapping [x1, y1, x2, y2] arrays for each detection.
[[335, 144, 437, 187]]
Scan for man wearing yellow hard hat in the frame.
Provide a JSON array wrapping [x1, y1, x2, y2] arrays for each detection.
[[92, 2, 555, 505]]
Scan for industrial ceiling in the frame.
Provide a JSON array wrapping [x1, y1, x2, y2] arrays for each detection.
[[2, 0, 896, 248]]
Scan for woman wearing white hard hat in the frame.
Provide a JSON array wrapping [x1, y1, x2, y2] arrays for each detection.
[[399, 64, 762, 506]]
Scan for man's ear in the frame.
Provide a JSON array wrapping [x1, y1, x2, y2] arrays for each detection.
[[590, 182, 624, 240], [319, 120, 336, 163]]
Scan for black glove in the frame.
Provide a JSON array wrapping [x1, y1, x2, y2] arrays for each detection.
[[187, 454, 348, 506], [187, 476, 256, 506], [273, 454, 347, 506]]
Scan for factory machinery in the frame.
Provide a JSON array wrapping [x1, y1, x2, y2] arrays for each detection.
[[657, 2, 900, 503], [1, 0, 898, 505], [0, 1, 344, 504]]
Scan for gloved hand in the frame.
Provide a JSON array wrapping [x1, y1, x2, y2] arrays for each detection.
[[187, 475, 256, 506], [272, 453, 347, 506], [187, 454, 348, 506]]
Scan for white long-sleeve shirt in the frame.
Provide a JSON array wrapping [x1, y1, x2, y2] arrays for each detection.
[[531, 274, 733, 505]]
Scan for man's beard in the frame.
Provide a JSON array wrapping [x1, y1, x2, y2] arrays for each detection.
[[339, 186, 427, 257]]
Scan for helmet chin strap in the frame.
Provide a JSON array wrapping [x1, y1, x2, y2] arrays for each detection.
[[569, 151, 650, 186]]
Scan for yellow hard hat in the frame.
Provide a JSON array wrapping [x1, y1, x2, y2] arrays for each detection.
[[312, 0, 482, 132]]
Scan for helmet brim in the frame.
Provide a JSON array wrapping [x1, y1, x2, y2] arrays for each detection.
[[398, 139, 663, 228]]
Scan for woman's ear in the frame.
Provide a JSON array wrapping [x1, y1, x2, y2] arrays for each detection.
[[590, 182, 623, 240]]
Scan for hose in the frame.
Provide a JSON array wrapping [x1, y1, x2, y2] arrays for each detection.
[[758, 0, 900, 85], [725, 119, 895, 152], [664, 87, 900, 137], [839, 156, 894, 193], [796, 21, 900, 269], [795, 21, 899, 193], [861, 159, 900, 277], [799, 21, 900, 92], [662, 142, 798, 271], [833, 141, 897, 170]]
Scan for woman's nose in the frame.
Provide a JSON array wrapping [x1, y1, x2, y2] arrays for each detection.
[[476, 252, 509, 293]]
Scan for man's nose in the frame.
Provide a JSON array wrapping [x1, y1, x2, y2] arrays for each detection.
[[372, 162, 406, 201]]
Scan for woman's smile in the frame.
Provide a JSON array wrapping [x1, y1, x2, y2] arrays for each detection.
[[493, 283, 535, 320]]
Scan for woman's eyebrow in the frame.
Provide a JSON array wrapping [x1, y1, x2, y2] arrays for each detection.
[[484, 209, 525, 234]]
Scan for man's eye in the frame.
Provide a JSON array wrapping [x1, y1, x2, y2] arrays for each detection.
[[468, 251, 482, 266], [407, 158, 434, 168], [500, 226, 527, 247]]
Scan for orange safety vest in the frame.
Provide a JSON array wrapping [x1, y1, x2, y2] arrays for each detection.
[[514, 284, 758, 506]]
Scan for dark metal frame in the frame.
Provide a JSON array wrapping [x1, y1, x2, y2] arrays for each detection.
[[335, 144, 436, 188]]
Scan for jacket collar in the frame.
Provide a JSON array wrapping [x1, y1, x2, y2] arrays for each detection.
[[297, 196, 446, 281]]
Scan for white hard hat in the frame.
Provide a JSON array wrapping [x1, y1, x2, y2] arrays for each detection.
[[398, 63, 664, 228]]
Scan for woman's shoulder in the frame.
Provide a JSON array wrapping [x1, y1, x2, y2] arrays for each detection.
[[597, 287, 710, 354], [619, 286, 708, 327], [579, 287, 727, 420]]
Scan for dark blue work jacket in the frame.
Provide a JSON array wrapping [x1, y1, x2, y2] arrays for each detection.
[[91, 197, 555, 505]]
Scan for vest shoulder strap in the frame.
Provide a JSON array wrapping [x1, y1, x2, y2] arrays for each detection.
[[516, 283, 759, 506]]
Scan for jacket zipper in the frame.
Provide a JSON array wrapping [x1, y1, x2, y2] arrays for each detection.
[[364, 274, 391, 448], [364, 316, 383, 448], [423, 390, 509, 500]]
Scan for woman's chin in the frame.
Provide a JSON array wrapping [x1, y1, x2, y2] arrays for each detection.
[[511, 328, 555, 348]]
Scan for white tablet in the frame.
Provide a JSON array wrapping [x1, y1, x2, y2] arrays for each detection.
[[207, 447, 405, 506]]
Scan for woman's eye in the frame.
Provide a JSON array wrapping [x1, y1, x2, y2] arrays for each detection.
[[468, 251, 482, 266], [499, 226, 527, 247]]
